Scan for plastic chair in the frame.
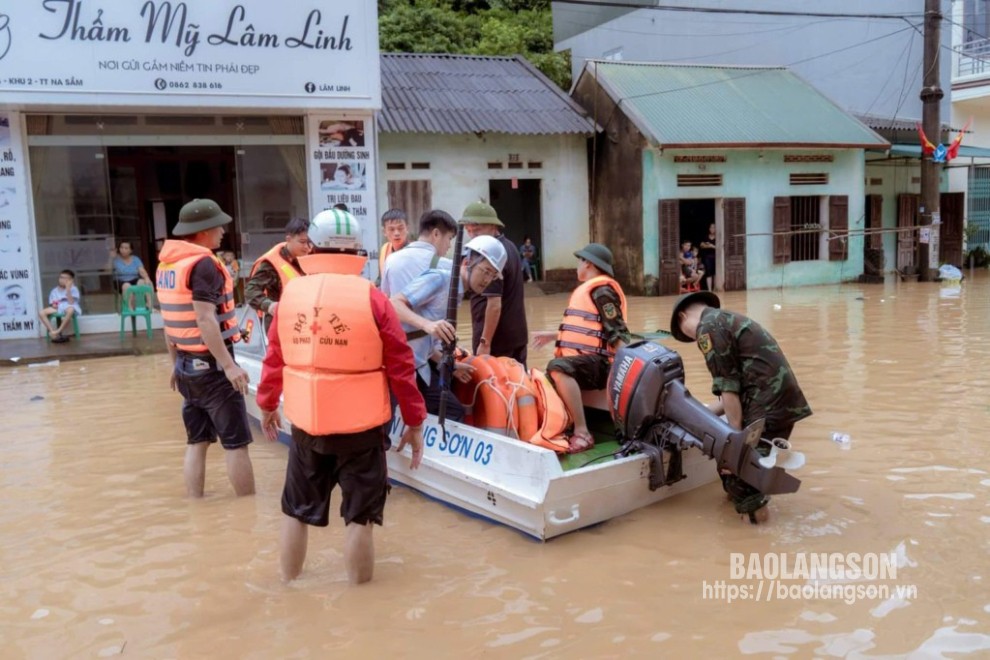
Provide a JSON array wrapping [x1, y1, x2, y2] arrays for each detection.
[[46, 311, 81, 342], [120, 284, 154, 340]]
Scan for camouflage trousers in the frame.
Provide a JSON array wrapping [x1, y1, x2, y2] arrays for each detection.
[[720, 423, 795, 517]]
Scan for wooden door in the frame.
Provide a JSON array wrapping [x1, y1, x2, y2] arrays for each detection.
[[867, 194, 883, 249], [723, 198, 747, 291], [897, 193, 918, 271], [939, 192, 965, 266], [658, 199, 680, 295], [387, 180, 432, 225]]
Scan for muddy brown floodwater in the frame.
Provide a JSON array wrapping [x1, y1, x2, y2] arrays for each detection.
[[2, 274, 990, 657]]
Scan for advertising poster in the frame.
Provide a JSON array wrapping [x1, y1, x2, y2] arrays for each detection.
[[0, 1, 381, 109], [0, 113, 40, 339], [307, 115, 377, 281]]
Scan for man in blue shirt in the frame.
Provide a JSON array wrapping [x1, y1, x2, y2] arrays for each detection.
[[380, 210, 458, 297]]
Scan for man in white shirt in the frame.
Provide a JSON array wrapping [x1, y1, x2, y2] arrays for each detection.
[[380, 210, 458, 298]]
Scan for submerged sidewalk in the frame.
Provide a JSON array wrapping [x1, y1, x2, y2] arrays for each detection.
[[0, 329, 169, 367]]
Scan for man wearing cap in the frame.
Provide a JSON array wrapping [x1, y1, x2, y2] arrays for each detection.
[[156, 198, 255, 498], [532, 244, 632, 453], [461, 201, 529, 364], [670, 291, 812, 522], [245, 217, 312, 334]]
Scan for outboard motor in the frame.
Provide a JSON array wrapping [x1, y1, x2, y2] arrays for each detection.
[[607, 341, 802, 495]]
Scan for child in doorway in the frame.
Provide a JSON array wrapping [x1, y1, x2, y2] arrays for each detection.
[[39, 269, 81, 343], [679, 240, 703, 289]]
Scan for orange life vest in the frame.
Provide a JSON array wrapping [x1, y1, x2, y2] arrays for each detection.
[[453, 354, 519, 437], [555, 275, 628, 359], [278, 274, 390, 436], [498, 357, 539, 442], [378, 242, 400, 278], [528, 368, 571, 453], [250, 243, 303, 298], [156, 240, 241, 354]]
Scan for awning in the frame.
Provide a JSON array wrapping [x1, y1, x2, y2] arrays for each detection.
[[883, 143, 990, 159]]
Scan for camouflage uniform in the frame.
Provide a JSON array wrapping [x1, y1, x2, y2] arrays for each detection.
[[695, 307, 811, 514]]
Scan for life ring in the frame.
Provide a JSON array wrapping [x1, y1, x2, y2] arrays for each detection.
[[528, 368, 571, 453], [453, 354, 518, 437], [498, 356, 539, 442]]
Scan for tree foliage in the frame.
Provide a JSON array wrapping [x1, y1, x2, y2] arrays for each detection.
[[379, 0, 571, 89]]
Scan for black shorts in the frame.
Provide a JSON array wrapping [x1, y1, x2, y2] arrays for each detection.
[[546, 354, 612, 390], [174, 354, 253, 450], [282, 424, 390, 527], [114, 278, 140, 293]]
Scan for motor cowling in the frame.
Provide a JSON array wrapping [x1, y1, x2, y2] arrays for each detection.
[[607, 341, 684, 442]]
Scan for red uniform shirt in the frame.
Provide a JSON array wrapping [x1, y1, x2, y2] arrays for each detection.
[[257, 286, 427, 428]]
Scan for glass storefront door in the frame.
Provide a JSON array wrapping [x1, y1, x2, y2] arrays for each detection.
[[27, 114, 306, 318]]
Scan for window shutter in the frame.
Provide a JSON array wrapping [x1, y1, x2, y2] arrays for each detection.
[[773, 196, 791, 265], [829, 195, 849, 261]]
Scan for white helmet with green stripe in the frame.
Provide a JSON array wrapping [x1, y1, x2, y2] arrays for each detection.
[[310, 208, 363, 252]]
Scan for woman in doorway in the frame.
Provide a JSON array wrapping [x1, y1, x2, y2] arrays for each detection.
[[699, 222, 717, 292], [108, 241, 152, 311]]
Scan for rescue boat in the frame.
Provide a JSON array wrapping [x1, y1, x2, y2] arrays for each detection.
[[234, 312, 718, 541]]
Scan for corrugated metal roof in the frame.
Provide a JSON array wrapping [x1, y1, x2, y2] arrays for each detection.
[[581, 61, 888, 148], [379, 53, 597, 135]]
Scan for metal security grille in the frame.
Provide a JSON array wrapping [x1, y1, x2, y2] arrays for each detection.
[[969, 166, 990, 250], [677, 174, 723, 187], [789, 172, 829, 185], [790, 196, 821, 261]]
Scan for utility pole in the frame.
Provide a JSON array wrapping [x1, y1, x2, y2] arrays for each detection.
[[918, 0, 943, 281]]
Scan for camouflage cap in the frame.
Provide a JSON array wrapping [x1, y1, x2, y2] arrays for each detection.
[[670, 290, 721, 343], [459, 201, 504, 227], [172, 199, 232, 236]]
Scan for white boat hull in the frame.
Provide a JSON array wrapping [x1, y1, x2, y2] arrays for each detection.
[[235, 322, 718, 540]]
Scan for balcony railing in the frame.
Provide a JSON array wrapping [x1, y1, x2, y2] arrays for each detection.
[[958, 37, 990, 77]]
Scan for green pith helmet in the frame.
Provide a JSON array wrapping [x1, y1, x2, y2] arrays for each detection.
[[459, 200, 504, 227], [172, 199, 233, 236], [574, 243, 615, 277]]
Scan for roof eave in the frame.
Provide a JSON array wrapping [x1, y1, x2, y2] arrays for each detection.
[[656, 141, 891, 150]]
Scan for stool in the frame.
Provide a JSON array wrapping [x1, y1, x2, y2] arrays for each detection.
[[46, 312, 81, 342]]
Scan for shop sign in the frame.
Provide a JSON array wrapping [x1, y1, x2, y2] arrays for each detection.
[[0, 1, 380, 109], [307, 114, 378, 281], [0, 114, 40, 340]]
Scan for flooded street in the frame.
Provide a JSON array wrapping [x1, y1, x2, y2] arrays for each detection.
[[2, 274, 990, 658]]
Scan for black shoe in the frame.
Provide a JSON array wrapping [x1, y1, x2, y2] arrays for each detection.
[[51, 335, 69, 343]]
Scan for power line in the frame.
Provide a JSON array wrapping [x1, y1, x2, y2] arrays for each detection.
[[553, 0, 925, 21], [615, 25, 919, 102]]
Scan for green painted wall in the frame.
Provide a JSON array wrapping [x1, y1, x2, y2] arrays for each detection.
[[643, 148, 868, 290]]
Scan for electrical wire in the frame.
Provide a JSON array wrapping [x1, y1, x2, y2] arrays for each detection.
[[553, 0, 925, 21]]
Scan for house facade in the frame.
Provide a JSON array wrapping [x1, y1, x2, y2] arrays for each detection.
[[375, 54, 596, 279], [571, 61, 889, 295], [0, 1, 381, 341]]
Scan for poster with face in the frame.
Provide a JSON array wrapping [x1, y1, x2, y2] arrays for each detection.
[[307, 115, 377, 281], [0, 113, 40, 339]]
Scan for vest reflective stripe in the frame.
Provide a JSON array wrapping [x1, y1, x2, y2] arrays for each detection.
[[278, 274, 390, 436], [156, 240, 241, 354], [554, 275, 628, 360]]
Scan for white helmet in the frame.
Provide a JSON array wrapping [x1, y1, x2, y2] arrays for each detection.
[[463, 235, 507, 273], [309, 208, 363, 251]]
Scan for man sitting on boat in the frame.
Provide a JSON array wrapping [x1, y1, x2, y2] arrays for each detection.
[[255, 209, 427, 584], [532, 244, 632, 453], [390, 235, 507, 421]]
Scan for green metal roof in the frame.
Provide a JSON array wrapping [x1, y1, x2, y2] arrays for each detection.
[[885, 143, 990, 159], [582, 61, 889, 149]]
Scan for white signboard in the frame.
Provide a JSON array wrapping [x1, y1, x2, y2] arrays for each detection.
[[307, 114, 378, 281], [0, 113, 40, 340], [928, 224, 940, 270], [0, 1, 380, 109]]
